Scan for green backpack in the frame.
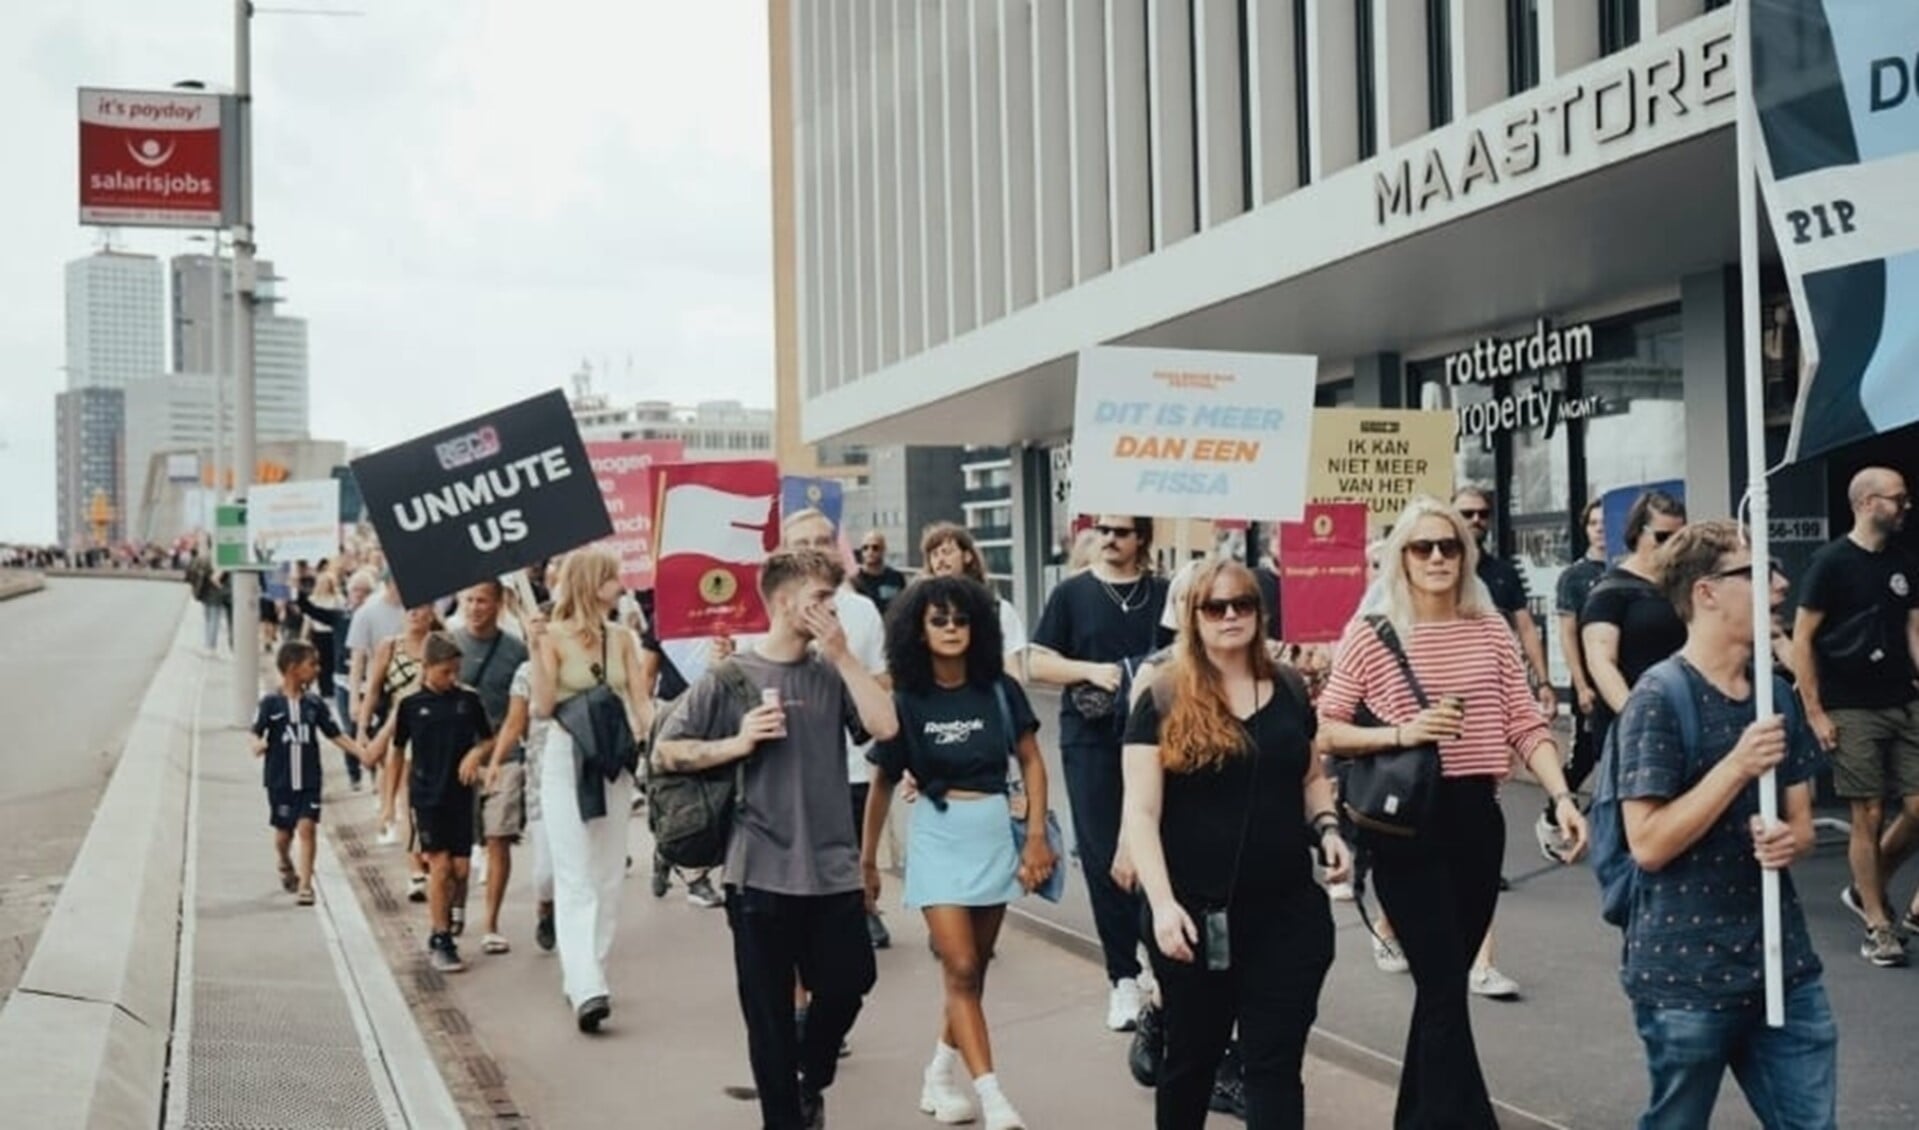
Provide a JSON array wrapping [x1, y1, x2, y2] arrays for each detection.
[[646, 660, 760, 870]]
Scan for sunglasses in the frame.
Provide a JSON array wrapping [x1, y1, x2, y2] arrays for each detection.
[[1405, 538, 1465, 560], [1457, 507, 1490, 520], [928, 614, 972, 629], [1094, 524, 1138, 539], [1651, 529, 1678, 545], [1708, 559, 1782, 582], [861, 544, 884, 553], [1197, 596, 1261, 621]]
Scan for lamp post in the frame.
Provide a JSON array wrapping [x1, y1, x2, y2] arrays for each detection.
[[229, 0, 260, 722]]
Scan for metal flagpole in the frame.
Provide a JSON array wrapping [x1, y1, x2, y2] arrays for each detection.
[[230, 0, 260, 725], [1733, 0, 1785, 1029]]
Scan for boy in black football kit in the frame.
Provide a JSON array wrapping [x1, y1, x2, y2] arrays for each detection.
[[251, 640, 370, 905], [392, 632, 495, 972]]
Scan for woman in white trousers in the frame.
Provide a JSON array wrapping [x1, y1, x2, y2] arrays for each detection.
[[530, 549, 652, 1034]]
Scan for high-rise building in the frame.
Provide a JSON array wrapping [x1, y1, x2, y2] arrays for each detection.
[[123, 373, 220, 542], [54, 387, 126, 547], [65, 251, 164, 390], [170, 254, 311, 440]]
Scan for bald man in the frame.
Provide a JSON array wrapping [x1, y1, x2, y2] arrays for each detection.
[[1794, 466, 1919, 968]]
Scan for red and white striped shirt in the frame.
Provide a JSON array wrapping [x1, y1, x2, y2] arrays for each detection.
[[1317, 615, 1552, 779]]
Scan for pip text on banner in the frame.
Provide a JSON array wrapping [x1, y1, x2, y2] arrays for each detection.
[[653, 460, 781, 642], [351, 389, 611, 607], [1070, 346, 1317, 522]]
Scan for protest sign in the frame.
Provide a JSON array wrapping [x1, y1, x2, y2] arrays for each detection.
[[1277, 503, 1370, 644], [653, 460, 780, 641], [245, 479, 340, 565], [1070, 346, 1317, 521], [1306, 408, 1456, 531], [351, 389, 610, 607], [586, 439, 683, 591], [781, 475, 845, 530]]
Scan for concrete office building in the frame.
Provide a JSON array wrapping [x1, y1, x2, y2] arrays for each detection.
[[768, 0, 1915, 651], [573, 396, 777, 457], [65, 251, 165, 391], [171, 255, 311, 440], [54, 387, 126, 548]]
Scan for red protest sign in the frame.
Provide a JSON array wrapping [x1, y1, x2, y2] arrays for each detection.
[[79, 88, 227, 228], [1277, 503, 1369, 644], [586, 440, 683, 591], [652, 460, 780, 640]]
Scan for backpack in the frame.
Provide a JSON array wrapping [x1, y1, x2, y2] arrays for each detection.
[[1590, 658, 1799, 928], [645, 660, 760, 870]]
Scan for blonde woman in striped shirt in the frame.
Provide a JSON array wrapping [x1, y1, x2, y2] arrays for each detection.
[[1317, 497, 1588, 1130]]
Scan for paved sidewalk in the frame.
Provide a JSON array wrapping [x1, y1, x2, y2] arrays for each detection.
[[327, 781, 1400, 1128], [165, 649, 458, 1129]]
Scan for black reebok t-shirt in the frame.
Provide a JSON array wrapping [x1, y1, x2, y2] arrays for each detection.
[[1123, 677, 1315, 906], [1477, 553, 1531, 624], [1032, 571, 1169, 747], [252, 691, 341, 793], [1799, 538, 1919, 709], [872, 675, 1039, 801], [393, 685, 492, 807], [1581, 567, 1687, 727]]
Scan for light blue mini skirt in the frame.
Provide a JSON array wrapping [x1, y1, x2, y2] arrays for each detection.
[[903, 793, 1025, 909]]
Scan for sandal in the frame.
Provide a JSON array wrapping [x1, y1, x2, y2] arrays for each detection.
[[278, 861, 299, 893], [481, 933, 510, 955], [296, 887, 316, 907]]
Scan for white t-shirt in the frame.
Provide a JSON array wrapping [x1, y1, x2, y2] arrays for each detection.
[[343, 592, 407, 691], [998, 597, 1028, 660]]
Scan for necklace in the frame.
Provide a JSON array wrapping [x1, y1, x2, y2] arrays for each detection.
[[1095, 573, 1147, 613]]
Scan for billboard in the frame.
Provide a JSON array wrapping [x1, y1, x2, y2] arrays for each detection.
[[78, 88, 231, 228]]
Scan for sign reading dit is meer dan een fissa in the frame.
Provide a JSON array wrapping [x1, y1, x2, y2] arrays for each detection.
[[352, 390, 611, 607], [1306, 408, 1456, 532], [1071, 346, 1317, 522]]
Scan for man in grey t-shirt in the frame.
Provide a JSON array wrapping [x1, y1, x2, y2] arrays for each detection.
[[452, 581, 530, 951], [657, 549, 897, 1130]]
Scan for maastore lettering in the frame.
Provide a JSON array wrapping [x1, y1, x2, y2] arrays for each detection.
[[392, 446, 576, 552], [1375, 30, 1733, 225]]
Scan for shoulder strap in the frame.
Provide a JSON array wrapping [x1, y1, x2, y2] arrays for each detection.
[[1643, 659, 1701, 754], [1364, 616, 1431, 709], [992, 679, 1018, 757]]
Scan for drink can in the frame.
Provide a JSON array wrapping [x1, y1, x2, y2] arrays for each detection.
[[761, 688, 782, 711], [1441, 694, 1466, 715]]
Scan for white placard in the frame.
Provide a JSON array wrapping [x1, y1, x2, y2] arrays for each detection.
[[246, 479, 341, 565], [1070, 346, 1318, 521]]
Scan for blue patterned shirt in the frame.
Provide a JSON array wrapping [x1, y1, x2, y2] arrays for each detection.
[[1614, 657, 1823, 1011]]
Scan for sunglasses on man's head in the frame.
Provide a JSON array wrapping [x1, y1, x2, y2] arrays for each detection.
[[1405, 537, 1465, 560], [1094, 524, 1137, 539], [928, 614, 972, 630], [1196, 596, 1260, 621]]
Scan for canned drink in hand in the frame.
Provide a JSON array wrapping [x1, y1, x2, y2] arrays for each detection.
[[1440, 694, 1467, 716], [761, 688, 787, 736]]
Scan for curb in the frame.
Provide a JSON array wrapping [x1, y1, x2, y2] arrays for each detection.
[[0, 572, 46, 601], [0, 606, 196, 1129]]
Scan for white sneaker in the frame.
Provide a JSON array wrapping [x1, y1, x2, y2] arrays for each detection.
[[375, 823, 398, 847], [1469, 965, 1521, 999], [919, 1062, 978, 1124], [1371, 935, 1410, 974], [1106, 977, 1143, 1032], [1327, 880, 1356, 902], [979, 1090, 1027, 1130]]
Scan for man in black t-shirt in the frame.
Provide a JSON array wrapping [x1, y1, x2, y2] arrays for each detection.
[[1793, 466, 1919, 963], [1029, 514, 1169, 1032], [1455, 487, 1555, 715], [1538, 498, 1610, 859], [851, 531, 908, 616]]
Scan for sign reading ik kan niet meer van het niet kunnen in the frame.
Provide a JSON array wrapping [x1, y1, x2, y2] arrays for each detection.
[[351, 390, 611, 607]]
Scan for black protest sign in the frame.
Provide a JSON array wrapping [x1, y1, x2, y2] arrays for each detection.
[[351, 389, 611, 606]]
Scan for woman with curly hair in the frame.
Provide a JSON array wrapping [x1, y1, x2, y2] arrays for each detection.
[[861, 575, 1056, 1130], [1120, 559, 1351, 1130]]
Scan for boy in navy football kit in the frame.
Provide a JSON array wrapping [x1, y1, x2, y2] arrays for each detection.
[[391, 632, 495, 972], [251, 641, 370, 905]]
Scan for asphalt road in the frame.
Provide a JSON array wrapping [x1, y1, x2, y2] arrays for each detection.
[[1017, 686, 1919, 1129], [0, 576, 187, 1001]]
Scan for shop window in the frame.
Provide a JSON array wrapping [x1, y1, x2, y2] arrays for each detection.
[[1506, 0, 1539, 94], [1582, 311, 1687, 501], [1762, 289, 1803, 427], [1294, 0, 1312, 185], [1599, 0, 1640, 56]]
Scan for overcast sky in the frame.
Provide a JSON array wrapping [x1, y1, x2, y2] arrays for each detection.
[[0, 0, 774, 543]]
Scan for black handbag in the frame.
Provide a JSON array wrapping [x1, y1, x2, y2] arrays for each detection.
[[1339, 617, 1441, 840], [1818, 605, 1891, 672]]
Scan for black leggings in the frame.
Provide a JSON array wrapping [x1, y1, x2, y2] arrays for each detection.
[[1369, 777, 1504, 1130], [1147, 886, 1334, 1130]]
